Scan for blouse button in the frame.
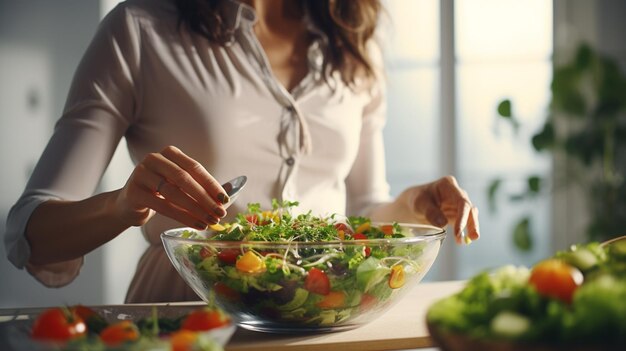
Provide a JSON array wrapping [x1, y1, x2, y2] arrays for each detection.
[[285, 157, 295, 166], [286, 105, 295, 113]]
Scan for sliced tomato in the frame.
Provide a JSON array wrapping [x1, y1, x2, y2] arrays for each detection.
[[217, 248, 240, 264], [304, 268, 330, 295], [181, 308, 230, 331], [99, 320, 139, 346], [245, 214, 259, 225], [529, 259, 583, 303], [317, 291, 347, 309], [31, 307, 87, 342]]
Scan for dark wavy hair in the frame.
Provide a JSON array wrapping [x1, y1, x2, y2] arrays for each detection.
[[173, 0, 382, 86]]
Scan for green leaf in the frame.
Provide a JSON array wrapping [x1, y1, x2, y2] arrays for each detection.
[[551, 66, 587, 116], [531, 121, 556, 152], [527, 176, 541, 194], [512, 217, 533, 252], [496, 99, 521, 133], [356, 257, 390, 293], [497, 99, 512, 117], [574, 43, 593, 71], [487, 179, 502, 214]]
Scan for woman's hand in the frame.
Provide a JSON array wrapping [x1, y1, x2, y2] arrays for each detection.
[[403, 176, 480, 244], [114, 145, 229, 230], [369, 176, 480, 244]]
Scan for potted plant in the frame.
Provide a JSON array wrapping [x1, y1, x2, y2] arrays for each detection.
[[489, 43, 626, 251]]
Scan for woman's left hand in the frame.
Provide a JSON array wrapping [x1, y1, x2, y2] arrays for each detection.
[[406, 176, 479, 244], [372, 176, 480, 244]]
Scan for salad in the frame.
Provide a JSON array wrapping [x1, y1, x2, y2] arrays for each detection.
[[171, 200, 439, 330], [27, 304, 231, 351], [427, 238, 626, 348]]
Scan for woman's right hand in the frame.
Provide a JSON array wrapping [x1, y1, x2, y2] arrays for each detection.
[[114, 145, 229, 230]]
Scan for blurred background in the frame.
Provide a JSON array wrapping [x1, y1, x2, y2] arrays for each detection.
[[1, 0, 625, 308]]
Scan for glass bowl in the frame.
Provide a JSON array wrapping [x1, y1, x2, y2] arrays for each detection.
[[161, 223, 445, 333]]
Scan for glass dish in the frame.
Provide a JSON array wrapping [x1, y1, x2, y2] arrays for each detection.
[[162, 223, 445, 333]]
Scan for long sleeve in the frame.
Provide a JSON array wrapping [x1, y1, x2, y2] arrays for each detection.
[[3, 4, 140, 287], [345, 42, 392, 216]]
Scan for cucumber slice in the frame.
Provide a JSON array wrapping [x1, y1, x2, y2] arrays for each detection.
[[277, 288, 309, 311], [561, 248, 599, 272], [490, 311, 530, 338]]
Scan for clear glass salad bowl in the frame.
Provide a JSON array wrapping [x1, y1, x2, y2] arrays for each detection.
[[162, 222, 445, 333]]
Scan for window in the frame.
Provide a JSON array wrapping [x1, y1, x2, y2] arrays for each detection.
[[382, 0, 553, 280]]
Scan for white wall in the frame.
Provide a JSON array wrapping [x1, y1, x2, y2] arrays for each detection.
[[0, 0, 105, 308], [0, 0, 147, 307]]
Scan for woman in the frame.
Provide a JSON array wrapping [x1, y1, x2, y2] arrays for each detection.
[[4, 0, 479, 303]]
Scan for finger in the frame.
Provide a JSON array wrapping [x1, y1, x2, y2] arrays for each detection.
[[131, 165, 221, 225], [143, 150, 226, 218], [161, 146, 230, 205], [423, 203, 448, 228], [135, 188, 213, 230], [156, 180, 221, 225], [132, 163, 164, 195], [467, 206, 480, 240], [453, 200, 472, 244]]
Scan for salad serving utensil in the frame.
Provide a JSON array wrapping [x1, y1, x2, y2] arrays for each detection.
[[221, 175, 247, 209]]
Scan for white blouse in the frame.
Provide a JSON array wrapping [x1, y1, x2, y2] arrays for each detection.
[[4, 0, 391, 302]]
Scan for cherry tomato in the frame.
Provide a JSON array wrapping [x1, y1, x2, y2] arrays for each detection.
[[199, 247, 213, 259], [31, 307, 87, 342], [334, 223, 353, 235], [170, 330, 198, 351], [360, 294, 378, 312], [235, 251, 266, 273], [71, 305, 108, 333], [529, 259, 583, 303], [99, 320, 139, 346], [304, 268, 330, 295], [363, 246, 372, 257], [317, 291, 346, 309], [380, 224, 394, 236], [181, 308, 230, 331], [71, 305, 97, 321], [217, 248, 240, 264], [389, 265, 405, 289], [213, 282, 240, 302]]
